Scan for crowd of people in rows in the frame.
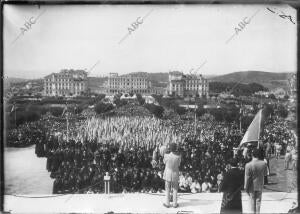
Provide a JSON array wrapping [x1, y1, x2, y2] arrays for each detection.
[[6, 113, 82, 147], [7, 108, 297, 194], [6, 121, 46, 147], [31, 114, 296, 194]]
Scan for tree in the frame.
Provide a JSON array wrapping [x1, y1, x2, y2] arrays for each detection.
[[277, 104, 288, 118], [95, 94, 106, 102], [50, 107, 64, 117], [196, 105, 205, 117], [75, 104, 87, 114], [208, 108, 224, 122], [144, 103, 164, 118], [174, 105, 186, 115], [269, 94, 276, 100], [241, 115, 255, 130], [136, 93, 145, 105], [151, 94, 163, 104], [263, 104, 274, 118], [94, 102, 114, 114], [114, 93, 127, 107]]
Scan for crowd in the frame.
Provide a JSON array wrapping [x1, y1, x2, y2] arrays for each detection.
[[6, 113, 82, 148], [7, 109, 297, 194], [31, 116, 249, 194], [261, 117, 297, 171], [6, 121, 46, 147]]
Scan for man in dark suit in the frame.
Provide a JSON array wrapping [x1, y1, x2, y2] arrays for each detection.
[[220, 158, 244, 214], [163, 143, 181, 208], [244, 147, 268, 214]]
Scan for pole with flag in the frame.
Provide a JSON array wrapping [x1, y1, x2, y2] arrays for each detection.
[[239, 109, 264, 149], [62, 102, 69, 143]]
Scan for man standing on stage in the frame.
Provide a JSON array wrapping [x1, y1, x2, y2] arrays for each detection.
[[163, 143, 181, 208], [220, 158, 244, 214], [244, 148, 268, 214]]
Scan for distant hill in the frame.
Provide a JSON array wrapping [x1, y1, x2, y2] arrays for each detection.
[[6, 77, 28, 82], [4, 77, 28, 87], [211, 71, 293, 90]]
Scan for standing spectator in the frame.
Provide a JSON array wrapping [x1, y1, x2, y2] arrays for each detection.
[[275, 142, 282, 160], [265, 141, 271, 159], [285, 144, 292, 170], [220, 158, 244, 214], [217, 172, 224, 192], [163, 143, 181, 208], [291, 148, 297, 171], [244, 148, 268, 214]]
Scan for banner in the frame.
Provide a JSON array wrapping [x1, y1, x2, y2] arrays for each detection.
[[239, 109, 263, 147]]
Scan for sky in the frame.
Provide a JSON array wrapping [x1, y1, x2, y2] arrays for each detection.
[[3, 4, 297, 79]]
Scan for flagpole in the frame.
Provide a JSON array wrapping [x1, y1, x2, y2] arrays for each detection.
[[194, 97, 197, 136], [14, 104, 17, 128], [257, 109, 262, 149], [239, 103, 242, 134], [66, 101, 69, 143]]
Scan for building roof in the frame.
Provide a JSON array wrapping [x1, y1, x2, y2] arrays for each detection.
[[169, 71, 183, 76], [44, 69, 87, 80]]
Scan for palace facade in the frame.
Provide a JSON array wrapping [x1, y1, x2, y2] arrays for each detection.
[[106, 73, 152, 94], [167, 71, 209, 97], [43, 69, 88, 96]]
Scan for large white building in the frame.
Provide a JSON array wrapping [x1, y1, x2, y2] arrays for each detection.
[[43, 69, 88, 96], [167, 71, 209, 97], [106, 73, 152, 94]]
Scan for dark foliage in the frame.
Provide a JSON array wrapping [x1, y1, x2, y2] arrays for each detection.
[[136, 93, 145, 105], [209, 82, 268, 96], [144, 103, 164, 118], [94, 102, 114, 114], [50, 107, 65, 117], [277, 105, 289, 118]]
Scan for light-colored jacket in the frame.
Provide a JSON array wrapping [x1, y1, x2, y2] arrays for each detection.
[[163, 152, 181, 183], [244, 159, 268, 192]]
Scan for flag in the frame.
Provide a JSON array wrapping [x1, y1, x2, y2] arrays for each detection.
[[239, 109, 263, 148]]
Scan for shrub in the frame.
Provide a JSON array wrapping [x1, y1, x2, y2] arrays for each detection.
[[174, 105, 186, 115], [50, 107, 64, 117], [208, 108, 224, 122], [277, 105, 288, 118], [114, 99, 128, 107], [75, 104, 87, 114], [241, 115, 255, 130], [12, 109, 41, 126], [269, 94, 276, 100], [94, 102, 114, 114], [136, 93, 145, 105], [144, 103, 164, 118], [196, 105, 205, 117]]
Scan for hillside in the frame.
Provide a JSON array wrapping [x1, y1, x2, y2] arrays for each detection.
[[211, 71, 293, 90]]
